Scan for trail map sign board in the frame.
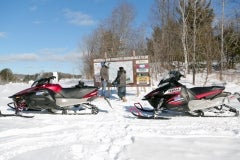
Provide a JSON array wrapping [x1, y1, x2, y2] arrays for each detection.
[[93, 56, 150, 86], [135, 60, 150, 85]]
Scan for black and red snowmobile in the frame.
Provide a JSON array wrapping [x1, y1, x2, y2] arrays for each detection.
[[2, 76, 105, 118], [130, 70, 239, 119]]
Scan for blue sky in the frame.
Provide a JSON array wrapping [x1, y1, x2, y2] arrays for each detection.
[[0, 0, 154, 75]]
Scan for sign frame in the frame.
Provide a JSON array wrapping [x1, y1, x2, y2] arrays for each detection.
[[93, 55, 150, 87]]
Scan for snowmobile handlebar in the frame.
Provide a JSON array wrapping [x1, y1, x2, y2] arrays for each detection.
[[48, 76, 56, 80]]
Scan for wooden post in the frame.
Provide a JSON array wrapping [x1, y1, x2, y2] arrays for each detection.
[[143, 86, 146, 92], [137, 85, 140, 97], [132, 50, 136, 56], [104, 52, 107, 59]]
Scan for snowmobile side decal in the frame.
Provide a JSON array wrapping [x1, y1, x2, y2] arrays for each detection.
[[164, 87, 181, 95]]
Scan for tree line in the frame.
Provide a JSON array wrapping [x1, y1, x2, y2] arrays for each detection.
[[0, 68, 82, 83], [81, 0, 240, 84]]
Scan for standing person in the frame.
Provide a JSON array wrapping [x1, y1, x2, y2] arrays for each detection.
[[100, 62, 109, 98], [112, 67, 127, 102]]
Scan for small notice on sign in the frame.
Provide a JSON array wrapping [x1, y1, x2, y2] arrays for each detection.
[[136, 76, 150, 85]]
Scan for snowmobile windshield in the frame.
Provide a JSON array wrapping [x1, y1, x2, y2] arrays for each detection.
[[31, 76, 55, 87], [31, 78, 48, 87], [158, 72, 171, 85], [158, 70, 183, 85]]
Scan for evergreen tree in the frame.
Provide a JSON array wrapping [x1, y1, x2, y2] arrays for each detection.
[[0, 68, 16, 82]]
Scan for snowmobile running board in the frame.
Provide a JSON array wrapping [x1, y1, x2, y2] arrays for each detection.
[[0, 110, 34, 118]]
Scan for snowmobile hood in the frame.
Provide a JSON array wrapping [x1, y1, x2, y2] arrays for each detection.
[[9, 84, 62, 98]]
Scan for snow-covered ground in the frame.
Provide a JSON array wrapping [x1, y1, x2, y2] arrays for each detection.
[[0, 72, 240, 160]]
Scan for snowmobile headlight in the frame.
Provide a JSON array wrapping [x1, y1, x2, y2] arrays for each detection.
[[36, 90, 48, 96]]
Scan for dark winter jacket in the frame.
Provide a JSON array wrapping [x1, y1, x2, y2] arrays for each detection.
[[113, 69, 126, 87]]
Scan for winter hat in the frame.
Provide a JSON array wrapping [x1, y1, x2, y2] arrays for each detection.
[[101, 62, 105, 67]]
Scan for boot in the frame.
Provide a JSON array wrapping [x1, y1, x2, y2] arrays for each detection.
[[122, 96, 127, 102]]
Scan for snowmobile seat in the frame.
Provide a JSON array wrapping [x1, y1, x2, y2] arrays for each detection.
[[60, 87, 96, 99], [188, 86, 225, 97]]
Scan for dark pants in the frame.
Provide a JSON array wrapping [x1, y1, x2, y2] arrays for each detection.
[[118, 86, 126, 99]]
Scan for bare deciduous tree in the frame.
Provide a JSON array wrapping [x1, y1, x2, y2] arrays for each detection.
[[149, 0, 181, 74], [179, 0, 189, 75], [81, 2, 146, 78]]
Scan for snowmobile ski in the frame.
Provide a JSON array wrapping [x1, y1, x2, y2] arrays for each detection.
[[131, 111, 171, 120], [133, 102, 154, 112], [0, 110, 34, 118], [7, 102, 41, 111], [129, 106, 170, 120]]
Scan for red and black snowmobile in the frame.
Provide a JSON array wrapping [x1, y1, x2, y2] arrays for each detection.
[[2, 76, 104, 118], [130, 70, 238, 119]]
